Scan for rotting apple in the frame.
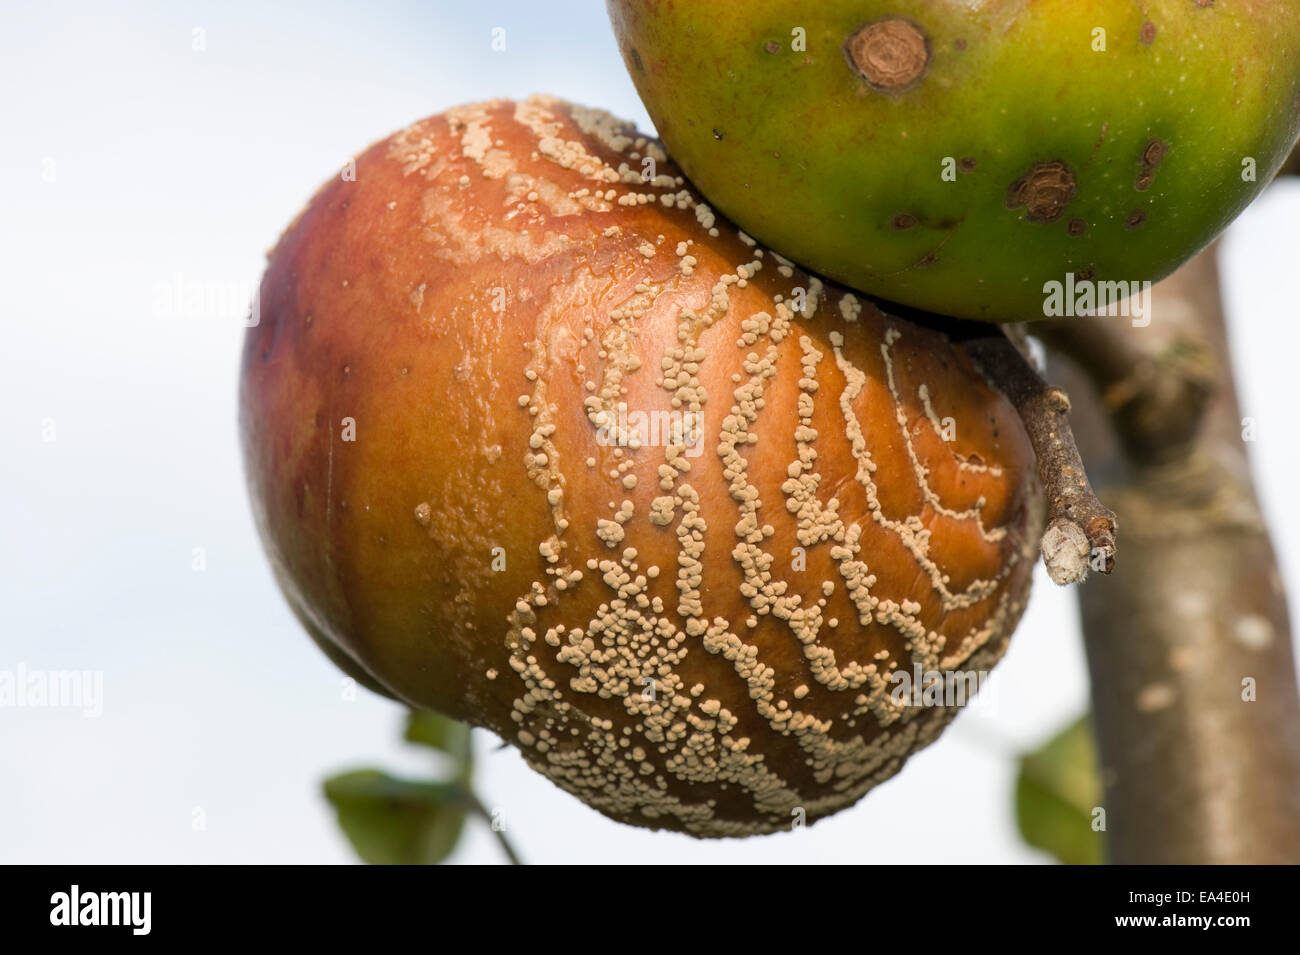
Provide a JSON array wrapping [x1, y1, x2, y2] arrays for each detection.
[[606, 0, 1300, 322], [240, 96, 1043, 836]]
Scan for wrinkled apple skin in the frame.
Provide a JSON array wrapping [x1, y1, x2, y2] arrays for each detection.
[[608, 0, 1300, 322]]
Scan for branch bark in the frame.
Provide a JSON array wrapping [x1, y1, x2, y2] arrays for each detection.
[[1040, 243, 1300, 863], [963, 329, 1116, 584]]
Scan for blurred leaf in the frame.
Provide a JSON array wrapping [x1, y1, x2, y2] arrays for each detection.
[[323, 770, 466, 865], [404, 710, 471, 761], [1015, 716, 1104, 865]]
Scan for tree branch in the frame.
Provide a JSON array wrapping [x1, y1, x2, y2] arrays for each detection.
[[962, 328, 1116, 585], [1042, 242, 1300, 863]]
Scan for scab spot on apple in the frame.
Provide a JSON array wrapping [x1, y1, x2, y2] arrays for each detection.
[[1005, 160, 1078, 224], [844, 17, 930, 94], [1136, 138, 1167, 191]]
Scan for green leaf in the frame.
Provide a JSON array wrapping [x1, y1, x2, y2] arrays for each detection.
[[404, 710, 471, 759], [1015, 716, 1105, 865], [323, 770, 467, 865]]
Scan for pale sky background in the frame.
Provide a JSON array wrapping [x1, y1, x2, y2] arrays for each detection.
[[2, 0, 1297, 864]]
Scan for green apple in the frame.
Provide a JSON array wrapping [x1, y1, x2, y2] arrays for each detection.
[[608, 0, 1300, 321]]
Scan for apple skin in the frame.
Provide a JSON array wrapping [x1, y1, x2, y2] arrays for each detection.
[[607, 0, 1300, 322], [239, 97, 1042, 835]]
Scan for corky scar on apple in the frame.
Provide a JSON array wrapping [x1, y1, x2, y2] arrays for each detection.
[[241, 96, 1043, 836]]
